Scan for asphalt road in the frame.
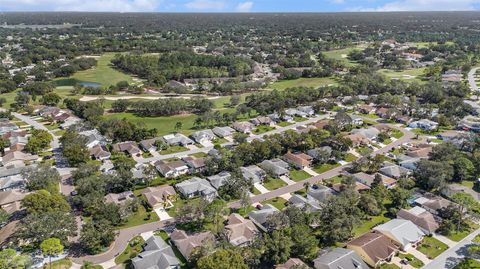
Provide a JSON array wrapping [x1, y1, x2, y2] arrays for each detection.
[[468, 67, 479, 93], [12, 112, 60, 149], [138, 114, 330, 164], [422, 228, 480, 269]]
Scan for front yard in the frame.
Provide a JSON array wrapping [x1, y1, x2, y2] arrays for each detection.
[[117, 203, 160, 229], [312, 163, 340, 174], [398, 253, 424, 268], [159, 145, 189, 155], [353, 213, 390, 237], [263, 177, 288, 191], [115, 236, 145, 265], [289, 169, 312, 182], [445, 222, 480, 242], [262, 197, 288, 210], [417, 236, 448, 259], [253, 125, 275, 134]]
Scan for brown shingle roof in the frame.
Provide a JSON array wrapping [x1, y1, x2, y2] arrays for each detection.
[[347, 232, 399, 265], [397, 207, 439, 234]]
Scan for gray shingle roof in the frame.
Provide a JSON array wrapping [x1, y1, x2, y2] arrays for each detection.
[[175, 177, 217, 198], [207, 171, 231, 189], [314, 248, 368, 269], [131, 236, 180, 269]]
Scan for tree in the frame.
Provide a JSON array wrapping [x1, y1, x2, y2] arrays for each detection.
[[80, 220, 115, 254], [0, 249, 32, 269], [143, 163, 158, 186], [22, 164, 61, 193], [358, 194, 381, 216], [197, 249, 248, 269], [0, 208, 10, 225], [60, 130, 90, 167], [22, 190, 71, 215], [40, 238, 64, 269], [174, 121, 183, 132], [290, 224, 318, 262], [42, 92, 62, 106], [413, 160, 453, 190], [16, 212, 77, 246], [233, 132, 249, 144], [453, 157, 475, 182], [25, 129, 52, 154], [205, 199, 227, 234], [229, 95, 241, 107], [261, 230, 294, 265]]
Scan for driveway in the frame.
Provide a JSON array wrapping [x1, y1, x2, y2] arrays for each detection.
[[153, 208, 172, 221]]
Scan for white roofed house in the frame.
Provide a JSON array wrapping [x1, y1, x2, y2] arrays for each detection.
[[175, 177, 217, 202], [351, 127, 380, 141], [241, 165, 267, 184], [0, 119, 18, 135], [190, 130, 216, 145], [297, 106, 315, 117], [162, 133, 194, 146], [212, 126, 235, 138], [155, 160, 189, 178], [379, 162, 410, 179], [79, 129, 107, 149], [373, 219, 425, 251], [408, 119, 438, 131]]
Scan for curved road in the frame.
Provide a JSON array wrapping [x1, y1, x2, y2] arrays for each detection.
[[468, 67, 480, 93], [71, 124, 414, 267]]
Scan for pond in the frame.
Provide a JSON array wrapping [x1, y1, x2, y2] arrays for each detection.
[[78, 81, 102, 88]]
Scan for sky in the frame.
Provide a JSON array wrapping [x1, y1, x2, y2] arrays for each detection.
[[1, 0, 480, 12]]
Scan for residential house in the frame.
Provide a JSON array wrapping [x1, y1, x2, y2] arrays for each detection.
[[248, 204, 279, 232], [313, 248, 368, 269], [397, 206, 439, 235], [347, 232, 399, 268], [297, 106, 315, 116], [182, 156, 206, 173], [459, 115, 480, 132], [207, 172, 231, 190], [283, 152, 313, 169], [406, 144, 433, 158], [104, 191, 135, 206], [374, 124, 393, 133], [131, 235, 180, 269], [398, 157, 422, 171], [351, 116, 364, 125], [289, 194, 321, 212], [307, 146, 333, 163], [232, 122, 254, 134], [142, 185, 177, 209], [308, 185, 335, 203], [352, 172, 397, 189], [438, 130, 467, 145], [155, 160, 189, 178], [259, 159, 290, 177], [379, 162, 410, 179], [285, 108, 306, 118], [375, 107, 391, 119], [373, 219, 425, 250], [409, 119, 438, 131], [1, 151, 38, 166], [276, 258, 309, 269], [413, 193, 453, 216], [250, 116, 274, 126], [79, 129, 107, 149], [212, 126, 235, 138], [332, 182, 371, 193], [170, 230, 215, 259], [112, 141, 141, 156], [140, 138, 159, 152], [241, 165, 266, 184], [0, 120, 18, 135], [163, 133, 194, 146], [395, 115, 412, 125], [225, 213, 259, 247], [175, 177, 217, 201], [351, 127, 380, 141], [0, 189, 28, 215], [0, 175, 25, 191], [313, 120, 330, 130], [190, 130, 216, 144], [345, 133, 369, 147], [89, 145, 111, 161], [358, 105, 375, 114]]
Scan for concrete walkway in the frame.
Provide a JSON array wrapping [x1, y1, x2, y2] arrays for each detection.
[[433, 233, 457, 248], [407, 248, 431, 265], [153, 207, 172, 221], [280, 175, 295, 185]]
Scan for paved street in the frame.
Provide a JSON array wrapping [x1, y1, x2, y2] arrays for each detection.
[[422, 228, 480, 269], [468, 67, 479, 93], [138, 114, 330, 164], [12, 112, 60, 149]]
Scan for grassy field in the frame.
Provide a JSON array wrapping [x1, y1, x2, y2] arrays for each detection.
[[417, 236, 448, 259], [262, 197, 288, 210], [117, 205, 159, 229], [55, 53, 137, 87], [263, 177, 288, 191], [312, 163, 341, 174], [378, 68, 426, 82], [270, 77, 337, 90], [353, 214, 390, 237], [289, 169, 312, 182], [323, 47, 361, 67], [159, 145, 189, 155], [43, 259, 73, 269], [378, 264, 400, 269]]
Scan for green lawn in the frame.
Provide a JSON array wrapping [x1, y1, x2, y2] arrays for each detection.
[[253, 125, 275, 134], [359, 113, 379, 119], [190, 152, 208, 158], [115, 236, 145, 265], [353, 214, 390, 237], [357, 146, 373, 156], [378, 264, 400, 269], [293, 116, 308, 122], [212, 137, 228, 146], [325, 175, 344, 185], [289, 169, 312, 182], [117, 205, 159, 229], [277, 121, 293, 127], [323, 47, 361, 67], [159, 145, 189, 155], [473, 234, 480, 243], [460, 180, 475, 189], [312, 163, 340, 174], [344, 153, 358, 162], [378, 68, 426, 82], [398, 253, 424, 268], [270, 77, 336, 90], [44, 259, 73, 269], [237, 205, 256, 217], [251, 186, 261, 195], [391, 129, 404, 139], [55, 53, 138, 87], [263, 177, 288, 191], [417, 236, 449, 259], [262, 197, 288, 210]]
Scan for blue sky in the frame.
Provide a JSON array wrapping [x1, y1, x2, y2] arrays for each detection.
[[1, 0, 480, 12]]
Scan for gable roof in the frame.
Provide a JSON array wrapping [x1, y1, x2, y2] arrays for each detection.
[[347, 232, 399, 265], [175, 177, 216, 197], [248, 204, 279, 231], [225, 213, 259, 246], [142, 185, 177, 207], [314, 248, 368, 269], [373, 219, 425, 248], [112, 141, 141, 155], [131, 236, 180, 269], [207, 171, 231, 189], [170, 230, 215, 259], [397, 207, 439, 233]]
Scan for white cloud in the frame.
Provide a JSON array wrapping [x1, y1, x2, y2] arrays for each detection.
[[185, 0, 226, 10], [0, 0, 161, 12], [235, 1, 253, 12], [355, 0, 480, 11]]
